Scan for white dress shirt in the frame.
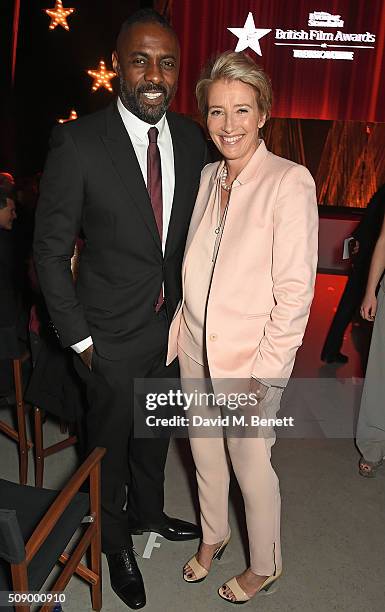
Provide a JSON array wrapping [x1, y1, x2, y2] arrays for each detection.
[[71, 98, 175, 353]]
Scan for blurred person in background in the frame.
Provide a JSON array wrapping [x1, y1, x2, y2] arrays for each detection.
[[321, 184, 385, 364], [356, 210, 385, 477], [0, 183, 20, 397]]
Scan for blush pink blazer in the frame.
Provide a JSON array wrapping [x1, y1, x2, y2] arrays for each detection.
[[167, 141, 318, 386]]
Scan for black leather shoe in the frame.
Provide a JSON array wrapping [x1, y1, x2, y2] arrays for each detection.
[[106, 548, 146, 609], [321, 352, 349, 364], [129, 514, 201, 541]]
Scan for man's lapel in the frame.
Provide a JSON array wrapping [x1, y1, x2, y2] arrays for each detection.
[[101, 103, 161, 251], [164, 113, 191, 259]]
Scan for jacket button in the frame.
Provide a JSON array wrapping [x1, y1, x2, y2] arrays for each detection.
[[209, 333, 218, 341]]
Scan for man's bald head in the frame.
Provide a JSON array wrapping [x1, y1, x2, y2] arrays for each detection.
[[116, 8, 178, 55]]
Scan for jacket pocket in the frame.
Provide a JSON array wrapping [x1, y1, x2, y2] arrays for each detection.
[[243, 312, 271, 319]]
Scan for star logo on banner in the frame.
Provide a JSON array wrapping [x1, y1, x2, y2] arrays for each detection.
[[228, 12, 272, 56], [45, 1, 74, 31], [87, 60, 116, 92]]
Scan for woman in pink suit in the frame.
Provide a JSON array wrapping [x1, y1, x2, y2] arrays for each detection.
[[167, 51, 318, 604]]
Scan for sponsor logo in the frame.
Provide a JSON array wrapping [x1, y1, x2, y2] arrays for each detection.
[[308, 11, 344, 28]]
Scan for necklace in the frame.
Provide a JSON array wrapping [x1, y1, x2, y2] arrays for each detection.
[[220, 165, 232, 191], [212, 177, 231, 262], [215, 165, 232, 235]]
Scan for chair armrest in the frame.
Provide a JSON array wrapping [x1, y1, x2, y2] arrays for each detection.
[[0, 509, 25, 563], [25, 447, 105, 562]]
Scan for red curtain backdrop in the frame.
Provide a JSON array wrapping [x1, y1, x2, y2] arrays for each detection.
[[316, 122, 385, 207], [170, 0, 385, 122]]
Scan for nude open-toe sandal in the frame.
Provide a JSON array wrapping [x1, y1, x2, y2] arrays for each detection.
[[218, 570, 281, 604], [183, 555, 209, 583], [359, 457, 383, 478], [183, 530, 231, 583]]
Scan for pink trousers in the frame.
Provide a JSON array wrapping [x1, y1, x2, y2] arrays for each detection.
[[178, 347, 283, 576]]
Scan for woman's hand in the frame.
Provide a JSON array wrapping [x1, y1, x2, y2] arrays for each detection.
[[360, 293, 377, 321], [250, 378, 269, 401]]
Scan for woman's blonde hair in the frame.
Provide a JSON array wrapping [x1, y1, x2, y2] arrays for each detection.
[[196, 51, 272, 120]]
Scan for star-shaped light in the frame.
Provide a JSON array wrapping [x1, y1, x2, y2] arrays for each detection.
[[87, 60, 116, 92], [58, 109, 78, 123], [45, 1, 74, 31], [228, 12, 272, 56]]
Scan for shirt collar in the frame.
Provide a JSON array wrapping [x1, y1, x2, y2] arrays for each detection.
[[236, 139, 267, 185], [213, 139, 267, 186], [117, 97, 166, 142]]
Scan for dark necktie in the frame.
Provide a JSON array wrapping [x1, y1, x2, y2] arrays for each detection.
[[147, 126, 164, 311]]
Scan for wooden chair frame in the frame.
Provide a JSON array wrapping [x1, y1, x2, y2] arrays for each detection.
[[0, 358, 76, 488], [0, 359, 33, 485], [8, 447, 105, 612], [33, 407, 77, 488]]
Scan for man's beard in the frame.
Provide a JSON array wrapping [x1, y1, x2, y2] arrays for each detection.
[[119, 75, 173, 124]]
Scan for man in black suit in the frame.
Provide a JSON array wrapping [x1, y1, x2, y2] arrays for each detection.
[[1, 184, 32, 396], [0, 185, 19, 380], [0, 185, 17, 233], [34, 9, 207, 609]]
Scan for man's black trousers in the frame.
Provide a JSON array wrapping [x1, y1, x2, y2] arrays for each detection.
[[74, 308, 178, 553]]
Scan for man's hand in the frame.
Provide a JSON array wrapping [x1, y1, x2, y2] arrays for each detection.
[[250, 378, 269, 401], [349, 239, 360, 258], [80, 344, 94, 370]]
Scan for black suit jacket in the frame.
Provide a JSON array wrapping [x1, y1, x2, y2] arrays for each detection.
[[352, 183, 385, 268], [0, 228, 26, 359], [33, 102, 208, 359], [0, 229, 17, 328]]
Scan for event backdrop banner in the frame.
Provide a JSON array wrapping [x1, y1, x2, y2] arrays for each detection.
[[171, 0, 385, 122]]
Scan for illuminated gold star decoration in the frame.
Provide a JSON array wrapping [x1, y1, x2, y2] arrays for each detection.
[[58, 109, 78, 123], [87, 60, 116, 92], [45, 1, 75, 31]]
